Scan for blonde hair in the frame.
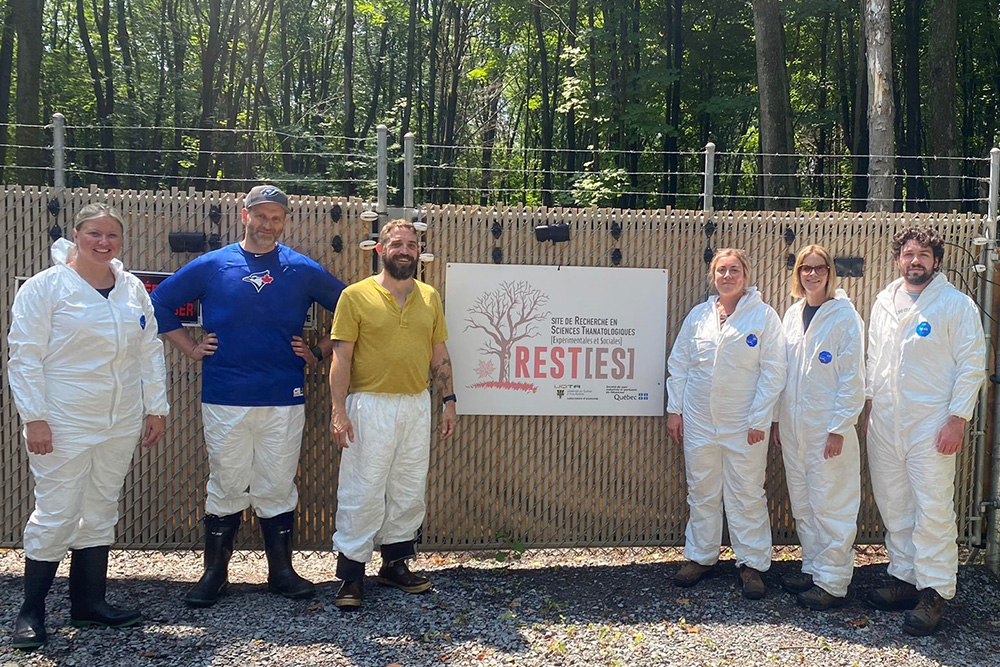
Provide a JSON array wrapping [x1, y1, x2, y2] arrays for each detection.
[[708, 248, 751, 292], [790, 244, 838, 300], [74, 203, 125, 232]]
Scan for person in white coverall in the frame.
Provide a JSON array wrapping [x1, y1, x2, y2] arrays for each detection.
[[865, 226, 985, 636], [774, 244, 865, 611], [6, 204, 169, 651], [328, 220, 457, 610], [667, 248, 786, 600]]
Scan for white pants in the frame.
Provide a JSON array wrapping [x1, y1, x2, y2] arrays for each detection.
[[683, 427, 772, 572], [333, 391, 431, 563], [23, 420, 141, 562], [202, 403, 305, 519], [781, 433, 860, 597], [868, 427, 958, 599]]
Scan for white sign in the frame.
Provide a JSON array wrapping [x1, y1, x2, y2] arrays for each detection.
[[446, 264, 668, 416]]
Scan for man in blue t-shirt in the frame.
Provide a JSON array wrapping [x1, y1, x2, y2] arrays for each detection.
[[152, 185, 345, 608]]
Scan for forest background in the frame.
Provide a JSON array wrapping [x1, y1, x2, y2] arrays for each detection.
[[1, 0, 999, 212]]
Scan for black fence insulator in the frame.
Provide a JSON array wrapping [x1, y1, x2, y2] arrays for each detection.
[[703, 246, 714, 264], [47, 198, 61, 216], [610, 222, 622, 240], [491, 221, 503, 239], [786, 253, 796, 269], [491, 247, 503, 264], [207, 233, 222, 250], [49, 224, 62, 241], [703, 221, 716, 237], [784, 226, 796, 245], [330, 204, 342, 222], [835, 256, 865, 278], [611, 248, 622, 265], [208, 205, 222, 224], [331, 235, 344, 253]]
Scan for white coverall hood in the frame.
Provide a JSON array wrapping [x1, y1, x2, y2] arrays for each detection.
[[778, 289, 865, 597]]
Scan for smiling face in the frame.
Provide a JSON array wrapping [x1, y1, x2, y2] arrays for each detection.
[[897, 239, 939, 288], [798, 252, 830, 300], [72, 216, 123, 267], [713, 255, 746, 299], [241, 202, 287, 253], [377, 226, 420, 280]]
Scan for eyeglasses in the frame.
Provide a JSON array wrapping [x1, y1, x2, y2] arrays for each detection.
[[799, 264, 829, 276]]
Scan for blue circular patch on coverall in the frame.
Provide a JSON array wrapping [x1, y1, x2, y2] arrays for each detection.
[[818, 350, 833, 364], [916, 321, 931, 337], [746, 334, 758, 347]]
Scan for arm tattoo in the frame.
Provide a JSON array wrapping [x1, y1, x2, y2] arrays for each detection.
[[431, 356, 454, 395]]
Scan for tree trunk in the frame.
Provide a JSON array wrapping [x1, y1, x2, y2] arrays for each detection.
[[751, 0, 798, 210], [532, 0, 554, 206], [927, 0, 958, 212], [864, 0, 895, 212], [12, 0, 44, 184], [0, 3, 15, 180], [900, 0, 926, 212]]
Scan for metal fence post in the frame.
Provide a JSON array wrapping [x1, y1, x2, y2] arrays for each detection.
[[52, 113, 66, 189], [376, 124, 388, 216], [987, 147, 1000, 573], [703, 142, 716, 213], [404, 132, 415, 218]]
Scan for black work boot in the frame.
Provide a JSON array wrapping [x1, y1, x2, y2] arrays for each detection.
[[68, 546, 142, 628], [260, 511, 314, 600], [781, 571, 814, 594], [377, 542, 431, 594], [185, 513, 242, 608], [903, 588, 947, 636], [334, 553, 365, 611], [11, 558, 59, 651], [867, 576, 920, 611]]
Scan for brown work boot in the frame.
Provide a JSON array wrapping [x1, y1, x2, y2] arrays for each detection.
[[797, 585, 847, 611], [781, 571, 814, 594], [333, 578, 363, 611], [376, 559, 432, 594], [867, 577, 919, 611], [902, 588, 946, 636], [738, 565, 766, 600], [672, 561, 714, 588]]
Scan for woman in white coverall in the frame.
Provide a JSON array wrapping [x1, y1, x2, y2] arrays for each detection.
[[6, 204, 169, 651], [667, 248, 786, 599], [775, 245, 865, 611]]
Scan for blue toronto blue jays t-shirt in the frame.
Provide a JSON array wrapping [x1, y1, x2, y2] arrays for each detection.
[[151, 243, 345, 406]]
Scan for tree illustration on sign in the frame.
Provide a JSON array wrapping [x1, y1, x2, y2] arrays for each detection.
[[464, 280, 550, 385]]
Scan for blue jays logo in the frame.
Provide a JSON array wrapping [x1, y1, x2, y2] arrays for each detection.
[[242, 270, 275, 293], [818, 350, 832, 364], [916, 321, 932, 337], [746, 334, 758, 347], [139, 315, 147, 330]]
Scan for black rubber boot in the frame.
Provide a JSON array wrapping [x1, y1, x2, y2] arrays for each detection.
[[11, 558, 59, 651], [377, 541, 431, 594], [260, 511, 314, 600], [185, 513, 242, 608], [334, 554, 366, 611], [68, 547, 141, 628]]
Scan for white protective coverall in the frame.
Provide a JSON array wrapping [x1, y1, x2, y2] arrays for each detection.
[[778, 290, 865, 597], [867, 273, 985, 600], [7, 239, 169, 562], [667, 287, 787, 571]]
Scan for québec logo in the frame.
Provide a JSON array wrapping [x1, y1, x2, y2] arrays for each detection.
[[242, 270, 275, 293]]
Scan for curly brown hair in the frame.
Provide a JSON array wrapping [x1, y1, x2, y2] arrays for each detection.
[[891, 226, 944, 263]]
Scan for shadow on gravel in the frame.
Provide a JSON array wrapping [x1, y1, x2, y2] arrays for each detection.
[[1, 557, 998, 666]]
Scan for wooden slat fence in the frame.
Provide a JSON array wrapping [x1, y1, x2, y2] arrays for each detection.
[[0, 186, 992, 553]]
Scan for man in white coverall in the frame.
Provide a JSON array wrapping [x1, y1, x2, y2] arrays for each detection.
[[866, 225, 985, 636], [776, 244, 865, 611], [328, 219, 457, 610]]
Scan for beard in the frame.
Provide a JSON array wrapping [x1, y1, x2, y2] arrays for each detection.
[[904, 267, 934, 286], [384, 253, 416, 280]]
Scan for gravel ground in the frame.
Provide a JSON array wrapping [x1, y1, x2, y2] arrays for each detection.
[[0, 547, 998, 667]]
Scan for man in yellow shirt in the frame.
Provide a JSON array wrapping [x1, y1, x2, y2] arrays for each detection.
[[328, 220, 457, 610]]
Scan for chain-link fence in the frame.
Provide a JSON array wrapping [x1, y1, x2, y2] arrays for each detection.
[[0, 186, 995, 562]]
